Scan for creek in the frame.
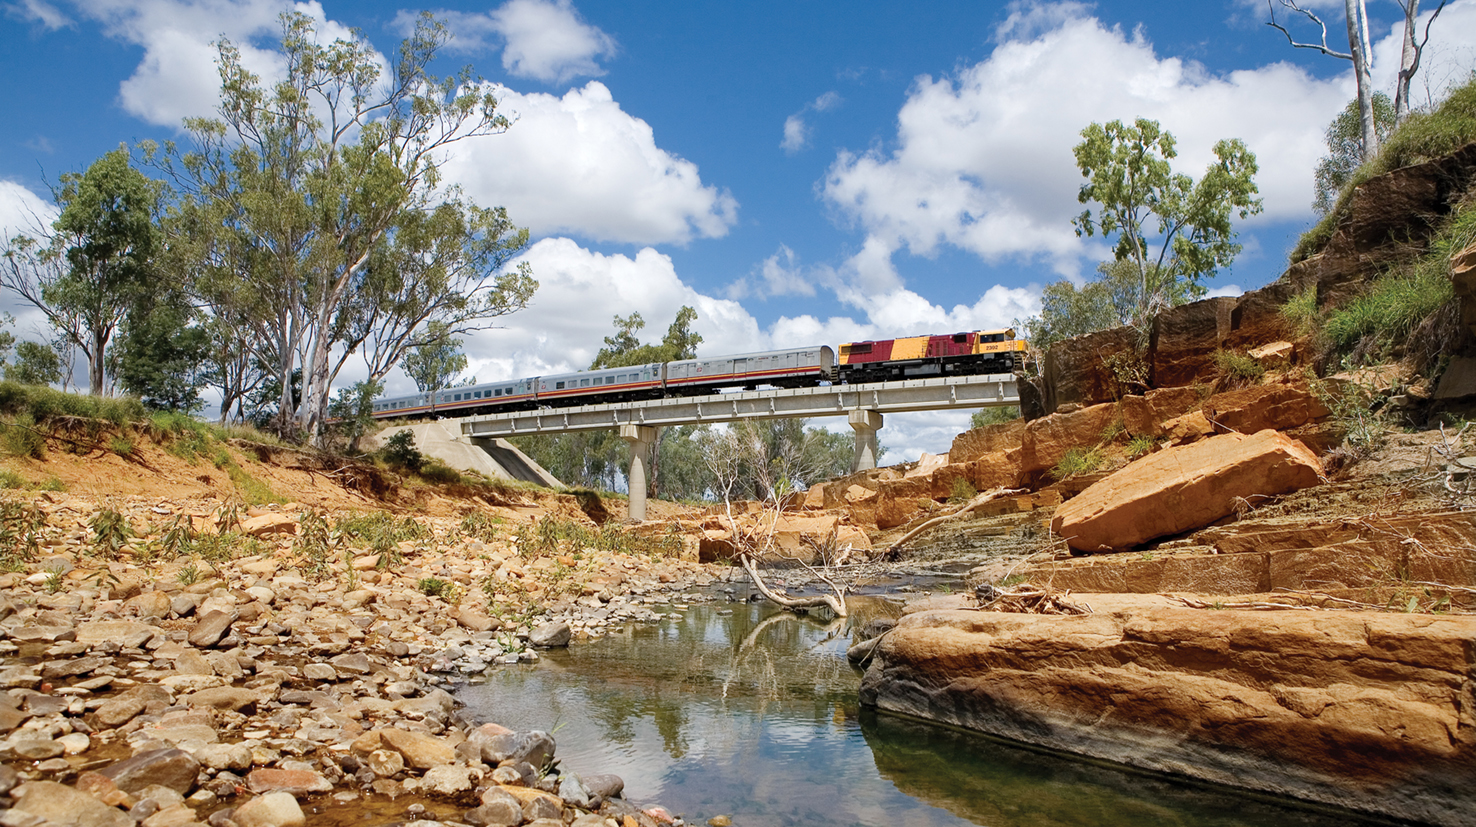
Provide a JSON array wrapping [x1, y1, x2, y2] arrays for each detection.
[[457, 593, 1390, 827]]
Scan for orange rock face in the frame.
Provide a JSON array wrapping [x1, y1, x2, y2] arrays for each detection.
[[1051, 429, 1323, 553], [859, 604, 1476, 826]]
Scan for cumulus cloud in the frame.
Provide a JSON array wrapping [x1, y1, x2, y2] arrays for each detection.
[[394, 0, 615, 84], [445, 81, 738, 246], [725, 244, 817, 300], [62, 0, 363, 127], [491, 0, 615, 84], [823, 3, 1350, 290], [780, 90, 842, 154]]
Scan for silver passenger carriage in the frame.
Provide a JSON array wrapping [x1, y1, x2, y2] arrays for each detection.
[[665, 346, 835, 394]]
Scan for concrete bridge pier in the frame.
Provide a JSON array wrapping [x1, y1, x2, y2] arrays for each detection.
[[849, 409, 882, 473], [620, 424, 657, 521]]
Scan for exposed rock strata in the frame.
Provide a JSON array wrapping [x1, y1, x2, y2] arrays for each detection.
[[858, 603, 1476, 827]]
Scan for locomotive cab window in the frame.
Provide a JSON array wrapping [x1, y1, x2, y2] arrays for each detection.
[[953, 334, 968, 343]]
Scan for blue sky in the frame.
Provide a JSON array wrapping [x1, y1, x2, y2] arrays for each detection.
[[3, 0, 1475, 460]]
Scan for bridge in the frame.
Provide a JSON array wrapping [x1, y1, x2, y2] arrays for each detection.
[[449, 373, 1020, 520]]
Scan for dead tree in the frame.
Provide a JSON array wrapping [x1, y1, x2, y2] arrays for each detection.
[[1267, 0, 1379, 161]]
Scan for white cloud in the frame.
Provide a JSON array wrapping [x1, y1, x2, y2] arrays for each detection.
[[725, 244, 817, 300], [67, 0, 365, 127], [5, 0, 73, 28], [0, 180, 55, 239], [491, 0, 615, 84], [446, 81, 738, 246], [780, 90, 843, 154], [395, 0, 615, 84], [823, 3, 1351, 290]]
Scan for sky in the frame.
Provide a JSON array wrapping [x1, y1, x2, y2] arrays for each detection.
[[3, 0, 1476, 462]]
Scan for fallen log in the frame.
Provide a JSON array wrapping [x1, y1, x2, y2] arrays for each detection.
[[883, 487, 1024, 556]]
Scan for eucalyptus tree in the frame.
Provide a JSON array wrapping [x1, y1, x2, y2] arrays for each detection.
[[1072, 118, 1261, 331], [0, 148, 162, 395], [1267, 0, 1379, 160], [401, 323, 468, 415], [150, 11, 533, 443]]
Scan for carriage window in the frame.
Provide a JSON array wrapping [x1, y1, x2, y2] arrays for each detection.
[[556, 381, 565, 390], [581, 378, 591, 387], [506, 387, 513, 395]]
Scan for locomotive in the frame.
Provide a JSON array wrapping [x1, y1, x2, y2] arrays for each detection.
[[370, 328, 1026, 420]]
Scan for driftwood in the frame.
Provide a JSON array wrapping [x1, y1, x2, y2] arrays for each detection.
[[883, 487, 1025, 556], [738, 552, 847, 617]]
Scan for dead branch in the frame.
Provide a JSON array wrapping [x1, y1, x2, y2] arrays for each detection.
[[738, 552, 847, 617], [1265, 0, 1353, 59], [883, 487, 1024, 556], [973, 583, 1091, 615], [1170, 594, 1318, 611]]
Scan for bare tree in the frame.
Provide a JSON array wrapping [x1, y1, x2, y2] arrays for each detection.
[[1267, 0, 1380, 161], [1393, 1, 1448, 122]]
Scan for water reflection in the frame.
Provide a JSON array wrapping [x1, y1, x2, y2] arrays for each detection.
[[456, 598, 1389, 827]]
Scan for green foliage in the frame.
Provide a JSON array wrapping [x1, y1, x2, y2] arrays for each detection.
[[1315, 381, 1388, 457], [417, 460, 463, 485], [948, 476, 978, 503], [1314, 93, 1396, 216], [1052, 447, 1105, 480], [1323, 263, 1454, 358], [417, 577, 456, 600], [150, 411, 214, 463], [177, 561, 202, 587], [591, 305, 704, 368], [460, 511, 504, 541], [296, 509, 335, 581], [1280, 286, 1321, 340], [1072, 118, 1262, 329], [5, 341, 63, 387], [0, 381, 146, 426], [189, 531, 258, 563], [114, 291, 209, 412], [402, 324, 468, 409], [970, 406, 1021, 429], [158, 515, 194, 558], [109, 434, 135, 458], [1213, 350, 1266, 386], [1, 413, 45, 459], [1127, 435, 1156, 458], [218, 458, 284, 506], [0, 471, 22, 489], [327, 380, 383, 452], [0, 498, 45, 570], [381, 430, 424, 472], [150, 12, 534, 445], [90, 506, 133, 559], [338, 511, 428, 561]]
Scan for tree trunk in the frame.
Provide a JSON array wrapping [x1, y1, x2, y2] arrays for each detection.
[[89, 327, 106, 396], [1345, 0, 1379, 161]]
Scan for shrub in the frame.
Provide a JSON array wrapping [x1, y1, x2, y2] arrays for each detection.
[[1051, 447, 1105, 480], [382, 430, 423, 472], [0, 470, 23, 489], [948, 476, 978, 503], [90, 507, 133, 559], [417, 460, 462, 485], [1213, 350, 1266, 386], [2, 413, 46, 459], [418, 577, 456, 601], [109, 435, 135, 458]]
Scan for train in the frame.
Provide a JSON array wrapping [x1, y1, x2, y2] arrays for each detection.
[[370, 328, 1027, 420]]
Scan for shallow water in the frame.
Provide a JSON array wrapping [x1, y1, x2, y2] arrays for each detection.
[[457, 597, 1395, 827]]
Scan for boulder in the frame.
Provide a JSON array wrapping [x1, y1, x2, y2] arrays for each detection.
[[421, 764, 476, 795], [1117, 387, 1201, 438], [858, 604, 1476, 827], [187, 610, 237, 648], [75, 620, 157, 648], [1202, 381, 1330, 435], [246, 768, 333, 796], [184, 686, 262, 713], [240, 513, 297, 538], [123, 591, 172, 619], [1018, 402, 1118, 480], [1052, 430, 1323, 553], [529, 621, 571, 648], [10, 780, 133, 827], [231, 790, 306, 827], [949, 419, 1027, 463], [377, 727, 457, 769], [97, 747, 201, 795], [456, 606, 499, 633]]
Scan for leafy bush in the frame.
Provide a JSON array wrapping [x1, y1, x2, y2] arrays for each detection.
[[382, 429, 423, 472], [90, 507, 133, 559], [948, 476, 978, 503], [0, 498, 45, 570], [460, 511, 504, 542]]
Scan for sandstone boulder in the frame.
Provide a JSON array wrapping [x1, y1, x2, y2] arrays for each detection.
[[1149, 296, 1236, 387], [949, 419, 1026, 463], [1118, 387, 1201, 438], [10, 780, 133, 827], [1202, 381, 1329, 435], [1018, 402, 1118, 480], [1052, 429, 1323, 553], [241, 512, 297, 537]]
